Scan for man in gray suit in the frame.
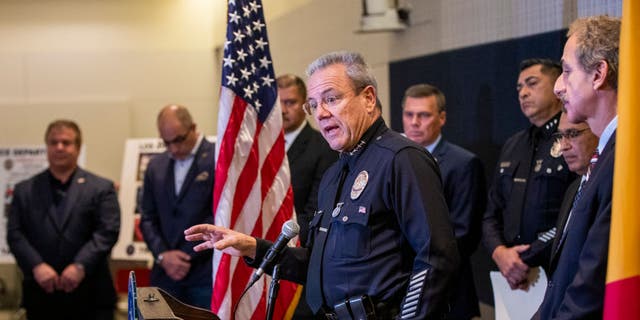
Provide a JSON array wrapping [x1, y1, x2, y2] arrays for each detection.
[[140, 105, 215, 309], [278, 74, 337, 319], [7, 119, 120, 320]]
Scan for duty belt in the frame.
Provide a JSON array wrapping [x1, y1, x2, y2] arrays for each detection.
[[322, 295, 400, 320]]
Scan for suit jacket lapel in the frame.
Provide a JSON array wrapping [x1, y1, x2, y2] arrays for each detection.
[[550, 180, 580, 266], [164, 157, 177, 202], [287, 123, 312, 163], [430, 139, 447, 164]]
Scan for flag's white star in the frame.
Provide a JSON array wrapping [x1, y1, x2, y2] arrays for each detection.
[[224, 40, 231, 50], [249, 1, 262, 13], [226, 73, 239, 86], [248, 44, 255, 55], [254, 38, 268, 50], [223, 56, 235, 68], [259, 56, 272, 69], [252, 82, 260, 91], [240, 68, 251, 80], [233, 30, 246, 43], [243, 86, 254, 99], [250, 63, 257, 73], [252, 20, 265, 32], [254, 99, 262, 110], [261, 75, 274, 87], [229, 11, 241, 24], [242, 6, 251, 18], [236, 49, 248, 62]]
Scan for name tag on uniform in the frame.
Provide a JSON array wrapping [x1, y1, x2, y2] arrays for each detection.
[[513, 178, 527, 183], [319, 227, 328, 233]]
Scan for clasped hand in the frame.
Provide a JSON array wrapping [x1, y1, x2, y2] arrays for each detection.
[[33, 262, 85, 293]]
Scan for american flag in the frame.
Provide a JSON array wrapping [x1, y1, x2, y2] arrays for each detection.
[[213, 0, 298, 319]]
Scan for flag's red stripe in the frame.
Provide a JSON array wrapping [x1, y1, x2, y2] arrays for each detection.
[[211, 253, 232, 314], [264, 186, 294, 242], [251, 286, 268, 320], [229, 122, 263, 229], [604, 275, 640, 320], [264, 186, 295, 319], [213, 96, 247, 216], [230, 259, 255, 317], [260, 132, 286, 202]]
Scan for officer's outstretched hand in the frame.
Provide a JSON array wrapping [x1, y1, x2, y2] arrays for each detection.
[[185, 224, 257, 259]]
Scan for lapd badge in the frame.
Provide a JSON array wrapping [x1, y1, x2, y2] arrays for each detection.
[[351, 171, 369, 200], [550, 140, 562, 158], [534, 159, 543, 172]]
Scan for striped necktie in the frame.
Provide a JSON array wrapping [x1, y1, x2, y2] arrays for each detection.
[[586, 148, 599, 181], [555, 148, 600, 255]]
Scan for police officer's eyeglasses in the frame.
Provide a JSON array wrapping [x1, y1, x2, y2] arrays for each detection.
[[302, 86, 367, 115], [552, 128, 589, 142]]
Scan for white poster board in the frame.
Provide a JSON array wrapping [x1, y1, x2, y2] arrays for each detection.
[[490, 267, 548, 320], [111, 138, 166, 262], [0, 145, 86, 263]]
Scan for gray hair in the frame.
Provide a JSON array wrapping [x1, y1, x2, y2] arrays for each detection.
[[306, 51, 378, 92]]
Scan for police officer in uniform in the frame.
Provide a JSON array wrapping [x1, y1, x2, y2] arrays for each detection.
[[482, 59, 577, 289], [185, 51, 459, 319]]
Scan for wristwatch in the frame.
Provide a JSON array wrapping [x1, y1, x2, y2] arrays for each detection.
[[156, 254, 164, 266]]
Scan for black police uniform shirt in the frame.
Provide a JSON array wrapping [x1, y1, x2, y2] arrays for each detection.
[[247, 117, 459, 319], [482, 112, 577, 265]]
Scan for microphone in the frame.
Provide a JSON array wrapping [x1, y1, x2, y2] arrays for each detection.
[[249, 220, 299, 285]]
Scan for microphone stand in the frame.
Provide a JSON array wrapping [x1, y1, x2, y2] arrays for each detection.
[[266, 264, 281, 320]]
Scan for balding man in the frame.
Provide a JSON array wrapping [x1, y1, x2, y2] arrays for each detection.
[[140, 105, 215, 309]]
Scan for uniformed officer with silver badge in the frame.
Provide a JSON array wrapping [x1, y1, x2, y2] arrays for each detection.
[[185, 51, 459, 319], [482, 59, 577, 290]]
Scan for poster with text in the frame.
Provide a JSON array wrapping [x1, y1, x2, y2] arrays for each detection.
[[0, 146, 49, 262], [112, 138, 165, 262]]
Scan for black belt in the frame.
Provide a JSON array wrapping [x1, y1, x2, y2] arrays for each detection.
[[322, 295, 400, 320]]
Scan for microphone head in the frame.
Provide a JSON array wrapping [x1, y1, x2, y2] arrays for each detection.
[[282, 220, 300, 238]]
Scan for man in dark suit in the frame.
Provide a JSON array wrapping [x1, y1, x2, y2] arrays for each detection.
[[545, 112, 598, 269], [402, 83, 486, 319], [140, 104, 215, 309], [7, 119, 120, 320], [536, 15, 620, 319], [277, 74, 337, 318]]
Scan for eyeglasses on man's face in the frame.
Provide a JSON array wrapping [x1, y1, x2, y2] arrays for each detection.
[[163, 126, 194, 146], [302, 86, 367, 115], [553, 128, 589, 142]]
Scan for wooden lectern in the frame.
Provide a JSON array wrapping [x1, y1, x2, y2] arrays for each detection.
[[136, 287, 219, 320]]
